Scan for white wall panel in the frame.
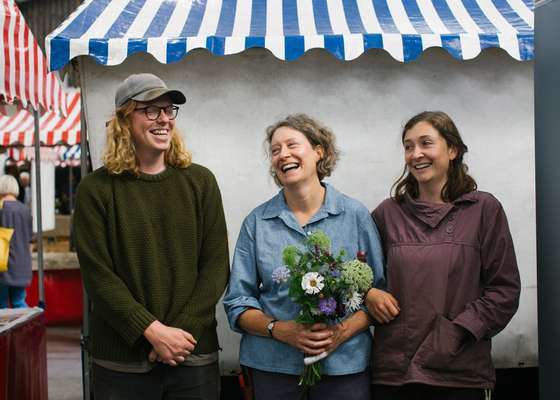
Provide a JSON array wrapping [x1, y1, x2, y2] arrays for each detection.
[[80, 47, 536, 371]]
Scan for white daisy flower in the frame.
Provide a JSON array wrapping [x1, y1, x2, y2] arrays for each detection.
[[301, 272, 324, 295], [345, 292, 363, 312]]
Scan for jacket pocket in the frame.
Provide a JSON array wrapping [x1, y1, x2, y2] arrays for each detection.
[[416, 315, 492, 376]]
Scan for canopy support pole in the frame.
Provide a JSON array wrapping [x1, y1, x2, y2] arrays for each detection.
[[69, 164, 74, 212], [32, 109, 45, 308], [78, 71, 92, 400]]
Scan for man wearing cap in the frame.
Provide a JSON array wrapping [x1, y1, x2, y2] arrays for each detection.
[[73, 73, 229, 399]]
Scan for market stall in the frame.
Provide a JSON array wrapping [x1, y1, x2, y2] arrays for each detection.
[[0, 89, 82, 324], [26, 252, 82, 325], [1, 0, 69, 114], [2, 0, 76, 316], [46, 0, 535, 376], [0, 308, 47, 400], [0, 90, 80, 147], [1, 1, 76, 395], [5, 145, 81, 167], [0, 88, 81, 228]]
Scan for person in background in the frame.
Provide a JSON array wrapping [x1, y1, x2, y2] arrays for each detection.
[[73, 73, 229, 400], [18, 171, 31, 209], [224, 113, 393, 400], [0, 175, 33, 308], [368, 111, 521, 400]]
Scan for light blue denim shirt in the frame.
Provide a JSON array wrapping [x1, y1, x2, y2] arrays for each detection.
[[223, 184, 385, 376]]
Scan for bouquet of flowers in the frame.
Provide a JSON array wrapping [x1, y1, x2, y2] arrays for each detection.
[[271, 230, 374, 386]]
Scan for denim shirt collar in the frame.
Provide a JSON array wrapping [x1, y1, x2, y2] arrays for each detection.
[[262, 183, 345, 233]]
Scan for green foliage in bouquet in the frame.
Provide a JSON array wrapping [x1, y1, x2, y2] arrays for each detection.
[[282, 231, 347, 325]]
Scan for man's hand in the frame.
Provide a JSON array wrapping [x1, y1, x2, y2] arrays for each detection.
[[144, 320, 197, 366], [366, 288, 400, 324]]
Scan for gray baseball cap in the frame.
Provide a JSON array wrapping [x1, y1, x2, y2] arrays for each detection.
[[114, 73, 186, 108]]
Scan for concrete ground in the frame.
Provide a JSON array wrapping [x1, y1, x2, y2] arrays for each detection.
[[47, 326, 83, 400]]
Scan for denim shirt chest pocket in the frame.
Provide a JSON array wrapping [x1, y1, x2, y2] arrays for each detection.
[[254, 218, 308, 320]]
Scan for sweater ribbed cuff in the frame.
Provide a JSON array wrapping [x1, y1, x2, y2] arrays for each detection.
[[121, 307, 157, 346]]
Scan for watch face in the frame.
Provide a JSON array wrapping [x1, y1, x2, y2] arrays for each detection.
[[267, 320, 276, 336]]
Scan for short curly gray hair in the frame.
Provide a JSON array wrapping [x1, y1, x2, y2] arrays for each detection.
[[265, 113, 339, 187], [0, 175, 19, 197]]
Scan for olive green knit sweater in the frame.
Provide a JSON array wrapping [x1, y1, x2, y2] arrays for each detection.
[[73, 164, 229, 363]]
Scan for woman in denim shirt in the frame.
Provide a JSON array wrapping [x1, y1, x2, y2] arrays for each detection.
[[224, 114, 394, 399]]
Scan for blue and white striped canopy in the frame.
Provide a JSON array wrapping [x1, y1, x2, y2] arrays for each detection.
[[46, 0, 533, 71]]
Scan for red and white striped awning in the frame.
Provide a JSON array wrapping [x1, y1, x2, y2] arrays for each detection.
[[1, 0, 69, 114], [5, 147, 24, 163], [6, 144, 81, 167], [0, 90, 80, 146]]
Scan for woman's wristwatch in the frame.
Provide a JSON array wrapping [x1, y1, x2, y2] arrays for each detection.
[[267, 319, 279, 338]]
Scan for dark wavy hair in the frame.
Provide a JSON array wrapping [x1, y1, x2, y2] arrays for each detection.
[[392, 111, 477, 202], [265, 113, 339, 187]]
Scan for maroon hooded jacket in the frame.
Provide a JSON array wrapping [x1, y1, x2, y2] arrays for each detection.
[[371, 191, 521, 389]]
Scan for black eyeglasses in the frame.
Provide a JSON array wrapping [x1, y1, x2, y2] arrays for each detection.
[[134, 105, 179, 121]]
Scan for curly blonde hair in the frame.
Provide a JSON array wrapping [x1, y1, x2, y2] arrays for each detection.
[[103, 100, 191, 175], [265, 113, 339, 187]]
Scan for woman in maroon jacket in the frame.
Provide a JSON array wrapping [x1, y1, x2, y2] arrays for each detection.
[[366, 111, 521, 400]]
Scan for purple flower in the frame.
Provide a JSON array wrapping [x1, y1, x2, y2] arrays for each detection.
[[329, 269, 340, 278], [272, 266, 291, 284], [318, 297, 337, 316]]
